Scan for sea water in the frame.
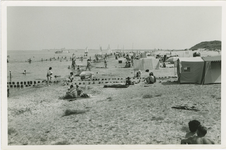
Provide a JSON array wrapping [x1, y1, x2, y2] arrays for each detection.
[[7, 49, 100, 82]]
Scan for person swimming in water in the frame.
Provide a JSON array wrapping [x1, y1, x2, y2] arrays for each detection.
[[22, 70, 26, 75]]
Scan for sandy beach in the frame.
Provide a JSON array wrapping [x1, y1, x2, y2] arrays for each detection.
[[7, 52, 221, 145]]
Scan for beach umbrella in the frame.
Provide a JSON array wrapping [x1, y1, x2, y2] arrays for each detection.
[[166, 57, 179, 63]]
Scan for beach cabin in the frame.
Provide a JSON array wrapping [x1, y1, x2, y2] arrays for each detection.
[[177, 57, 205, 84], [133, 57, 160, 71], [201, 55, 221, 84], [177, 55, 221, 84]]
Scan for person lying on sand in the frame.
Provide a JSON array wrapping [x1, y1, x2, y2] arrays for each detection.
[[80, 71, 94, 81], [181, 125, 214, 144], [185, 120, 201, 138]]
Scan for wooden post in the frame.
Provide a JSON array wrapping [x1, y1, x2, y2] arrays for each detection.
[[9, 71, 12, 82], [7, 88, 9, 97]]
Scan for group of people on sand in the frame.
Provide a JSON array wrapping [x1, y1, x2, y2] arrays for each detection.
[[181, 120, 214, 144], [135, 70, 156, 84], [64, 83, 89, 99]]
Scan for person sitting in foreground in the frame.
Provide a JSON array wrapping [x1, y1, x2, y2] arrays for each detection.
[[64, 84, 78, 99], [181, 125, 215, 144], [185, 120, 201, 138], [145, 72, 156, 84]]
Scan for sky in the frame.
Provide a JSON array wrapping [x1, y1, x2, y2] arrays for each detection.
[[7, 6, 222, 50]]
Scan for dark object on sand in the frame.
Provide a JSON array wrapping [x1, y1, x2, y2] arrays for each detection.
[[7, 88, 9, 97], [172, 105, 199, 111], [80, 93, 90, 98], [67, 98, 77, 102], [104, 84, 129, 88], [63, 109, 88, 116], [145, 69, 149, 72]]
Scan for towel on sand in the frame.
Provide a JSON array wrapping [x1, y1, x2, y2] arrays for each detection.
[[104, 84, 129, 88], [172, 105, 199, 111]]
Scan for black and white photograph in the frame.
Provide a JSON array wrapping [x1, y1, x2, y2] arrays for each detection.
[[1, 1, 226, 148]]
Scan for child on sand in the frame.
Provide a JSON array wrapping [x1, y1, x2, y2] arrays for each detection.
[[185, 120, 201, 138], [181, 125, 214, 144]]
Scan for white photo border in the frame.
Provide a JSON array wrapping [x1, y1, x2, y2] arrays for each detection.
[[1, 1, 226, 150]]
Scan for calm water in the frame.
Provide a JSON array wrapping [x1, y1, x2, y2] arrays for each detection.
[[7, 49, 101, 82]]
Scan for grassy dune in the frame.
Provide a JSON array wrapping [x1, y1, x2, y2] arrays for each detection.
[[8, 55, 221, 145]]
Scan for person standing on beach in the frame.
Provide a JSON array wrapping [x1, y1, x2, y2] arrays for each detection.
[[47, 67, 53, 86], [86, 59, 91, 71], [71, 54, 76, 70], [104, 59, 107, 68]]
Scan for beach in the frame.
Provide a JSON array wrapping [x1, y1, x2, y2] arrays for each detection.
[[7, 50, 221, 145]]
